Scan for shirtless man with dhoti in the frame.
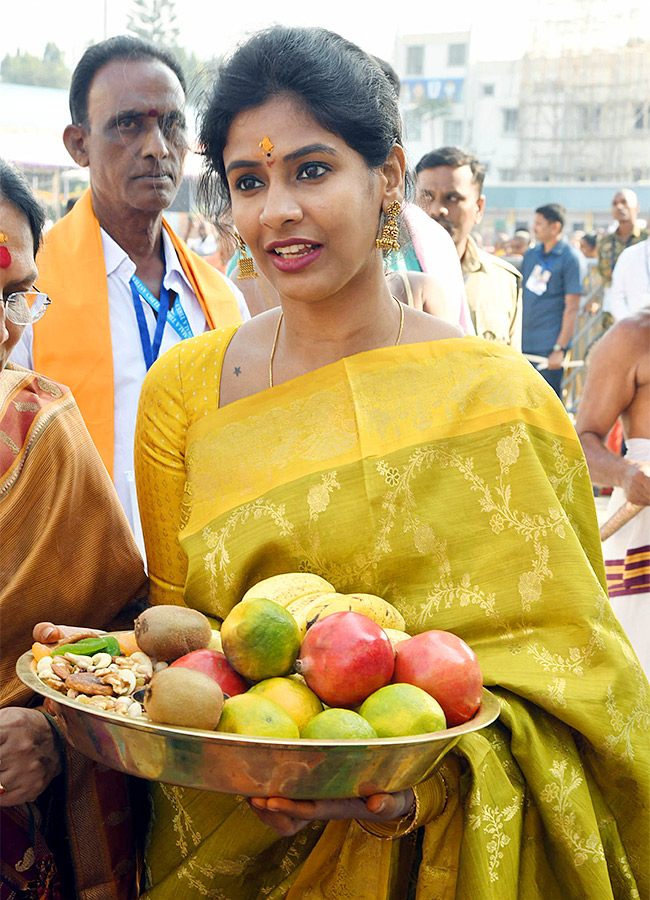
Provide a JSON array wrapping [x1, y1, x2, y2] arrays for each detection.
[[576, 307, 650, 674]]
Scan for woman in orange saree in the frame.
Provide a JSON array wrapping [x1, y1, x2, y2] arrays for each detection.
[[1, 158, 147, 900], [134, 27, 648, 900]]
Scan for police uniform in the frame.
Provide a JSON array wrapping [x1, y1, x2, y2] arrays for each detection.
[[461, 235, 522, 349]]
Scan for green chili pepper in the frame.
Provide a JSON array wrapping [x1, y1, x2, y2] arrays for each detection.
[[103, 635, 121, 657], [52, 637, 109, 657]]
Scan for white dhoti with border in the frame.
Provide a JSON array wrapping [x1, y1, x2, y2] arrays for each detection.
[[602, 438, 650, 675]]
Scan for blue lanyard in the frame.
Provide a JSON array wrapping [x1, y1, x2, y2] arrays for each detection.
[[130, 277, 170, 371], [534, 244, 558, 280], [129, 252, 194, 370]]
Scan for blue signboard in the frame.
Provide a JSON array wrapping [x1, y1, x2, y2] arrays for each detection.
[[402, 77, 464, 104]]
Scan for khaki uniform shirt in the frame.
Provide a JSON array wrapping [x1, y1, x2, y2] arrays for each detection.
[[461, 235, 522, 349], [597, 225, 648, 288]]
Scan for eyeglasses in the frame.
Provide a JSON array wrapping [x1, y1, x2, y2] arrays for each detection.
[[2, 291, 51, 325]]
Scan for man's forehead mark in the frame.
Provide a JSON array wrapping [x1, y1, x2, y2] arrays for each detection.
[[0, 246, 11, 268], [148, 108, 159, 118]]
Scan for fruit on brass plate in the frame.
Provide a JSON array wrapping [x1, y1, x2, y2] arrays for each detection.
[[393, 630, 482, 726], [359, 683, 447, 737], [241, 572, 334, 608], [207, 629, 223, 651], [248, 676, 323, 733], [144, 666, 224, 729], [383, 628, 411, 647], [170, 648, 248, 697], [134, 606, 212, 662], [295, 611, 395, 708], [284, 592, 334, 638], [304, 592, 406, 632], [301, 708, 378, 740], [221, 598, 301, 683], [216, 693, 300, 738]]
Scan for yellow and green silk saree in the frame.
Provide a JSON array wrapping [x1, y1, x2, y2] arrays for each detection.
[[135, 328, 648, 899]]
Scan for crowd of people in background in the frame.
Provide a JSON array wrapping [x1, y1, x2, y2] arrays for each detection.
[[1, 26, 648, 900]]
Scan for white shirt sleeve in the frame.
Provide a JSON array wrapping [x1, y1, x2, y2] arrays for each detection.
[[609, 248, 631, 321], [9, 323, 34, 368]]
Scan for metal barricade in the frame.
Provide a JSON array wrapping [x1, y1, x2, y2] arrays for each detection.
[[562, 260, 611, 416]]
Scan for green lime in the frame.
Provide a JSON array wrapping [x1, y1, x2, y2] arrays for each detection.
[[301, 708, 378, 740], [359, 683, 447, 737], [248, 677, 323, 732], [216, 693, 300, 738]]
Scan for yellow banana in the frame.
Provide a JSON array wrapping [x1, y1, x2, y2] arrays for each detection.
[[305, 592, 406, 632], [383, 628, 411, 646], [285, 591, 341, 637], [241, 572, 334, 608], [207, 629, 223, 651]]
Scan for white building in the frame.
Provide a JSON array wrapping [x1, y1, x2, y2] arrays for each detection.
[[394, 29, 650, 186]]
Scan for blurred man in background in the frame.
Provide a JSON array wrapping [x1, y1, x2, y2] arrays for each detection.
[[416, 146, 521, 348], [598, 189, 647, 312], [520, 203, 585, 399]]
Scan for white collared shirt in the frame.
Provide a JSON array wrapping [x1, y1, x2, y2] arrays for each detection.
[[609, 239, 650, 321], [12, 228, 249, 537]]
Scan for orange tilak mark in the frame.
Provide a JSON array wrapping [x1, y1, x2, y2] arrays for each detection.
[[259, 136, 274, 156]]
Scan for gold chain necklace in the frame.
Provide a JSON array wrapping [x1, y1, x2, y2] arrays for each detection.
[[269, 296, 404, 389]]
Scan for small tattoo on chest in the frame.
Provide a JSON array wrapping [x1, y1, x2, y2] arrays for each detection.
[[234, 366, 242, 376]]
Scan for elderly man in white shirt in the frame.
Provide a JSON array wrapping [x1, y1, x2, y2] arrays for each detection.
[[11, 37, 247, 545], [609, 238, 650, 321]]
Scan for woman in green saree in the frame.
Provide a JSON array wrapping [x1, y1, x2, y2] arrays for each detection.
[[133, 26, 648, 899]]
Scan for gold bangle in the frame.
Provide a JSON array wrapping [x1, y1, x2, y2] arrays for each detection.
[[356, 790, 419, 840], [356, 769, 447, 841]]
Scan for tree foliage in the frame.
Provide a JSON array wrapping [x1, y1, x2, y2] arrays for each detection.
[[127, 0, 219, 103], [1, 43, 70, 88], [127, 0, 180, 47]]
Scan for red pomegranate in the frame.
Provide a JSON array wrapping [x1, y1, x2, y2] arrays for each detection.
[[393, 630, 483, 726], [295, 611, 395, 708], [170, 648, 248, 697]]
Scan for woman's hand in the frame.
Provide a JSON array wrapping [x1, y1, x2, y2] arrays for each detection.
[[0, 708, 62, 806], [247, 790, 414, 837], [32, 622, 104, 644]]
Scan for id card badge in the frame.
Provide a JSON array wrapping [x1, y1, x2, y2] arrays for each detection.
[[525, 264, 551, 296]]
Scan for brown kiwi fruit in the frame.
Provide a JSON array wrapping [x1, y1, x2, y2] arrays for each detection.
[[134, 605, 212, 661], [144, 667, 224, 729]]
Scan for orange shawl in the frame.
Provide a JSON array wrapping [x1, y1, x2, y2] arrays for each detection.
[[32, 190, 242, 476]]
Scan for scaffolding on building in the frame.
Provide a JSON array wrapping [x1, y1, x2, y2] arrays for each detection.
[[516, 0, 650, 183]]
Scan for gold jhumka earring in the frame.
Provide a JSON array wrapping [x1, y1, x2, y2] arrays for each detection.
[[236, 233, 259, 280], [375, 201, 401, 253]]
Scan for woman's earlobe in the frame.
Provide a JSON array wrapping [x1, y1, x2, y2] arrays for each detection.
[[381, 145, 407, 202]]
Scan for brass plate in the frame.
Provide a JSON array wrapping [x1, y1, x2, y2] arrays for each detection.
[[17, 648, 499, 798]]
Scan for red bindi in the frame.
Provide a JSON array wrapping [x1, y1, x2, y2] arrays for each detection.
[[0, 246, 11, 268], [147, 108, 159, 118]]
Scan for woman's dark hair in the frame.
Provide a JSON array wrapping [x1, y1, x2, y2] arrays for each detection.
[[69, 35, 186, 127], [198, 26, 405, 227], [0, 158, 46, 254]]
